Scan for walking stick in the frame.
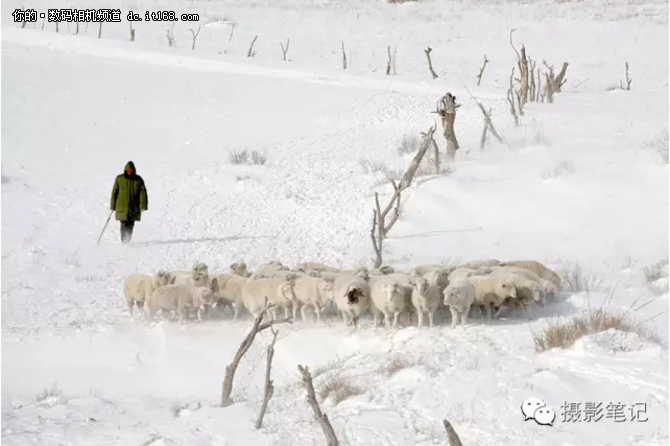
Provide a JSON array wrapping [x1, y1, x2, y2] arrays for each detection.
[[97, 210, 114, 245]]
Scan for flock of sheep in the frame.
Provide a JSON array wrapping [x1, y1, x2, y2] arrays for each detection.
[[122, 258, 563, 329]]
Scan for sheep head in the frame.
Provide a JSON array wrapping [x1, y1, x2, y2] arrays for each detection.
[[410, 276, 429, 295], [378, 265, 395, 275], [382, 283, 402, 302], [230, 262, 249, 277], [498, 279, 517, 299], [279, 282, 295, 301], [155, 270, 172, 287], [346, 285, 363, 305]]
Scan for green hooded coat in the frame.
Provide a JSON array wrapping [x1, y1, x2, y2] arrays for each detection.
[[110, 161, 148, 222]]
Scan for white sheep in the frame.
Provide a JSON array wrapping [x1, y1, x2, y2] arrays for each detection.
[[498, 260, 562, 289], [457, 259, 501, 270], [332, 273, 371, 328], [442, 278, 476, 328], [423, 268, 451, 291], [487, 271, 541, 318], [290, 275, 334, 323], [146, 282, 216, 324], [251, 261, 289, 279], [412, 264, 453, 276], [241, 276, 294, 321], [213, 274, 248, 321], [293, 262, 341, 273], [230, 262, 250, 277], [370, 275, 410, 329], [370, 265, 396, 276], [478, 265, 557, 305], [447, 267, 480, 282], [123, 271, 173, 317], [466, 274, 518, 321], [409, 275, 441, 328]]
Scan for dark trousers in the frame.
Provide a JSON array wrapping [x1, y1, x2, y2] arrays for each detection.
[[120, 220, 135, 243]]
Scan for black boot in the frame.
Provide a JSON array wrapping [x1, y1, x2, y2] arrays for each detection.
[[120, 221, 135, 244]]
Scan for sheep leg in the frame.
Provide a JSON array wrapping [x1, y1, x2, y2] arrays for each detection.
[[232, 304, 241, 322], [449, 306, 461, 328], [382, 310, 391, 330], [300, 304, 309, 322], [460, 308, 469, 326], [391, 311, 401, 329], [314, 305, 323, 324], [492, 305, 504, 319], [417, 310, 424, 328], [284, 305, 291, 320], [127, 300, 135, 317], [484, 303, 493, 321], [196, 306, 203, 322], [428, 311, 435, 328]]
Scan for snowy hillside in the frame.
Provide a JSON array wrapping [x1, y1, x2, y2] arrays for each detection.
[[1, 0, 668, 444]]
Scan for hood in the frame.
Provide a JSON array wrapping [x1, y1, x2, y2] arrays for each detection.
[[124, 161, 136, 172]]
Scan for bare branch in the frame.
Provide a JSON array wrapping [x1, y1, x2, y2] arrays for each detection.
[[476, 54, 489, 86], [221, 298, 291, 407], [247, 35, 259, 58], [443, 419, 463, 446], [228, 22, 237, 42], [98, 21, 103, 39], [620, 61, 632, 90], [341, 42, 348, 70], [129, 22, 136, 42], [188, 26, 201, 51], [255, 327, 279, 429], [166, 25, 177, 47], [392, 44, 398, 75], [386, 46, 392, 75], [297, 365, 340, 446], [424, 47, 439, 79], [507, 68, 519, 127], [280, 38, 290, 61], [509, 28, 520, 61], [436, 93, 460, 160]]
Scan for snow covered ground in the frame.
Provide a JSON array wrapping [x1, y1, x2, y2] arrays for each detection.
[[1, 0, 668, 444]]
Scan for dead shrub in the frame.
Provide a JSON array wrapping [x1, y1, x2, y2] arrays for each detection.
[[642, 260, 668, 283], [359, 158, 389, 175], [559, 262, 603, 292], [250, 150, 267, 166], [397, 134, 421, 156], [531, 307, 660, 352], [229, 150, 250, 165], [317, 374, 363, 404], [383, 356, 418, 376], [646, 128, 669, 164], [229, 149, 267, 166]]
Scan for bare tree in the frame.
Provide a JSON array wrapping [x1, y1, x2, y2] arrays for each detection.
[[507, 68, 520, 126], [75, 21, 79, 35], [255, 327, 279, 429], [424, 47, 439, 79], [386, 46, 393, 75], [528, 57, 537, 101], [620, 61, 632, 90], [98, 21, 103, 39], [341, 42, 348, 70], [542, 60, 569, 103], [55, 21, 59, 33], [221, 300, 291, 407], [129, 22, 136, 42], [247, 35, 259, 58], [228, 22, 237, 42], [436, 93, 460, 161], [280, 39, 290, 61], [510, 29, 529, 107], [297, 365, 339, 446], [392, 44, 398, 75], [188, 26, 201, 51], [443, 419, 463, 446], [166, 25, 177, 47], [371, 126, 437, 267], [476, 54, 489, 86]]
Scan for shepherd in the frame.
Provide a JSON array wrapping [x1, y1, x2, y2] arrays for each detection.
[[110, 161, 148, 244]]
